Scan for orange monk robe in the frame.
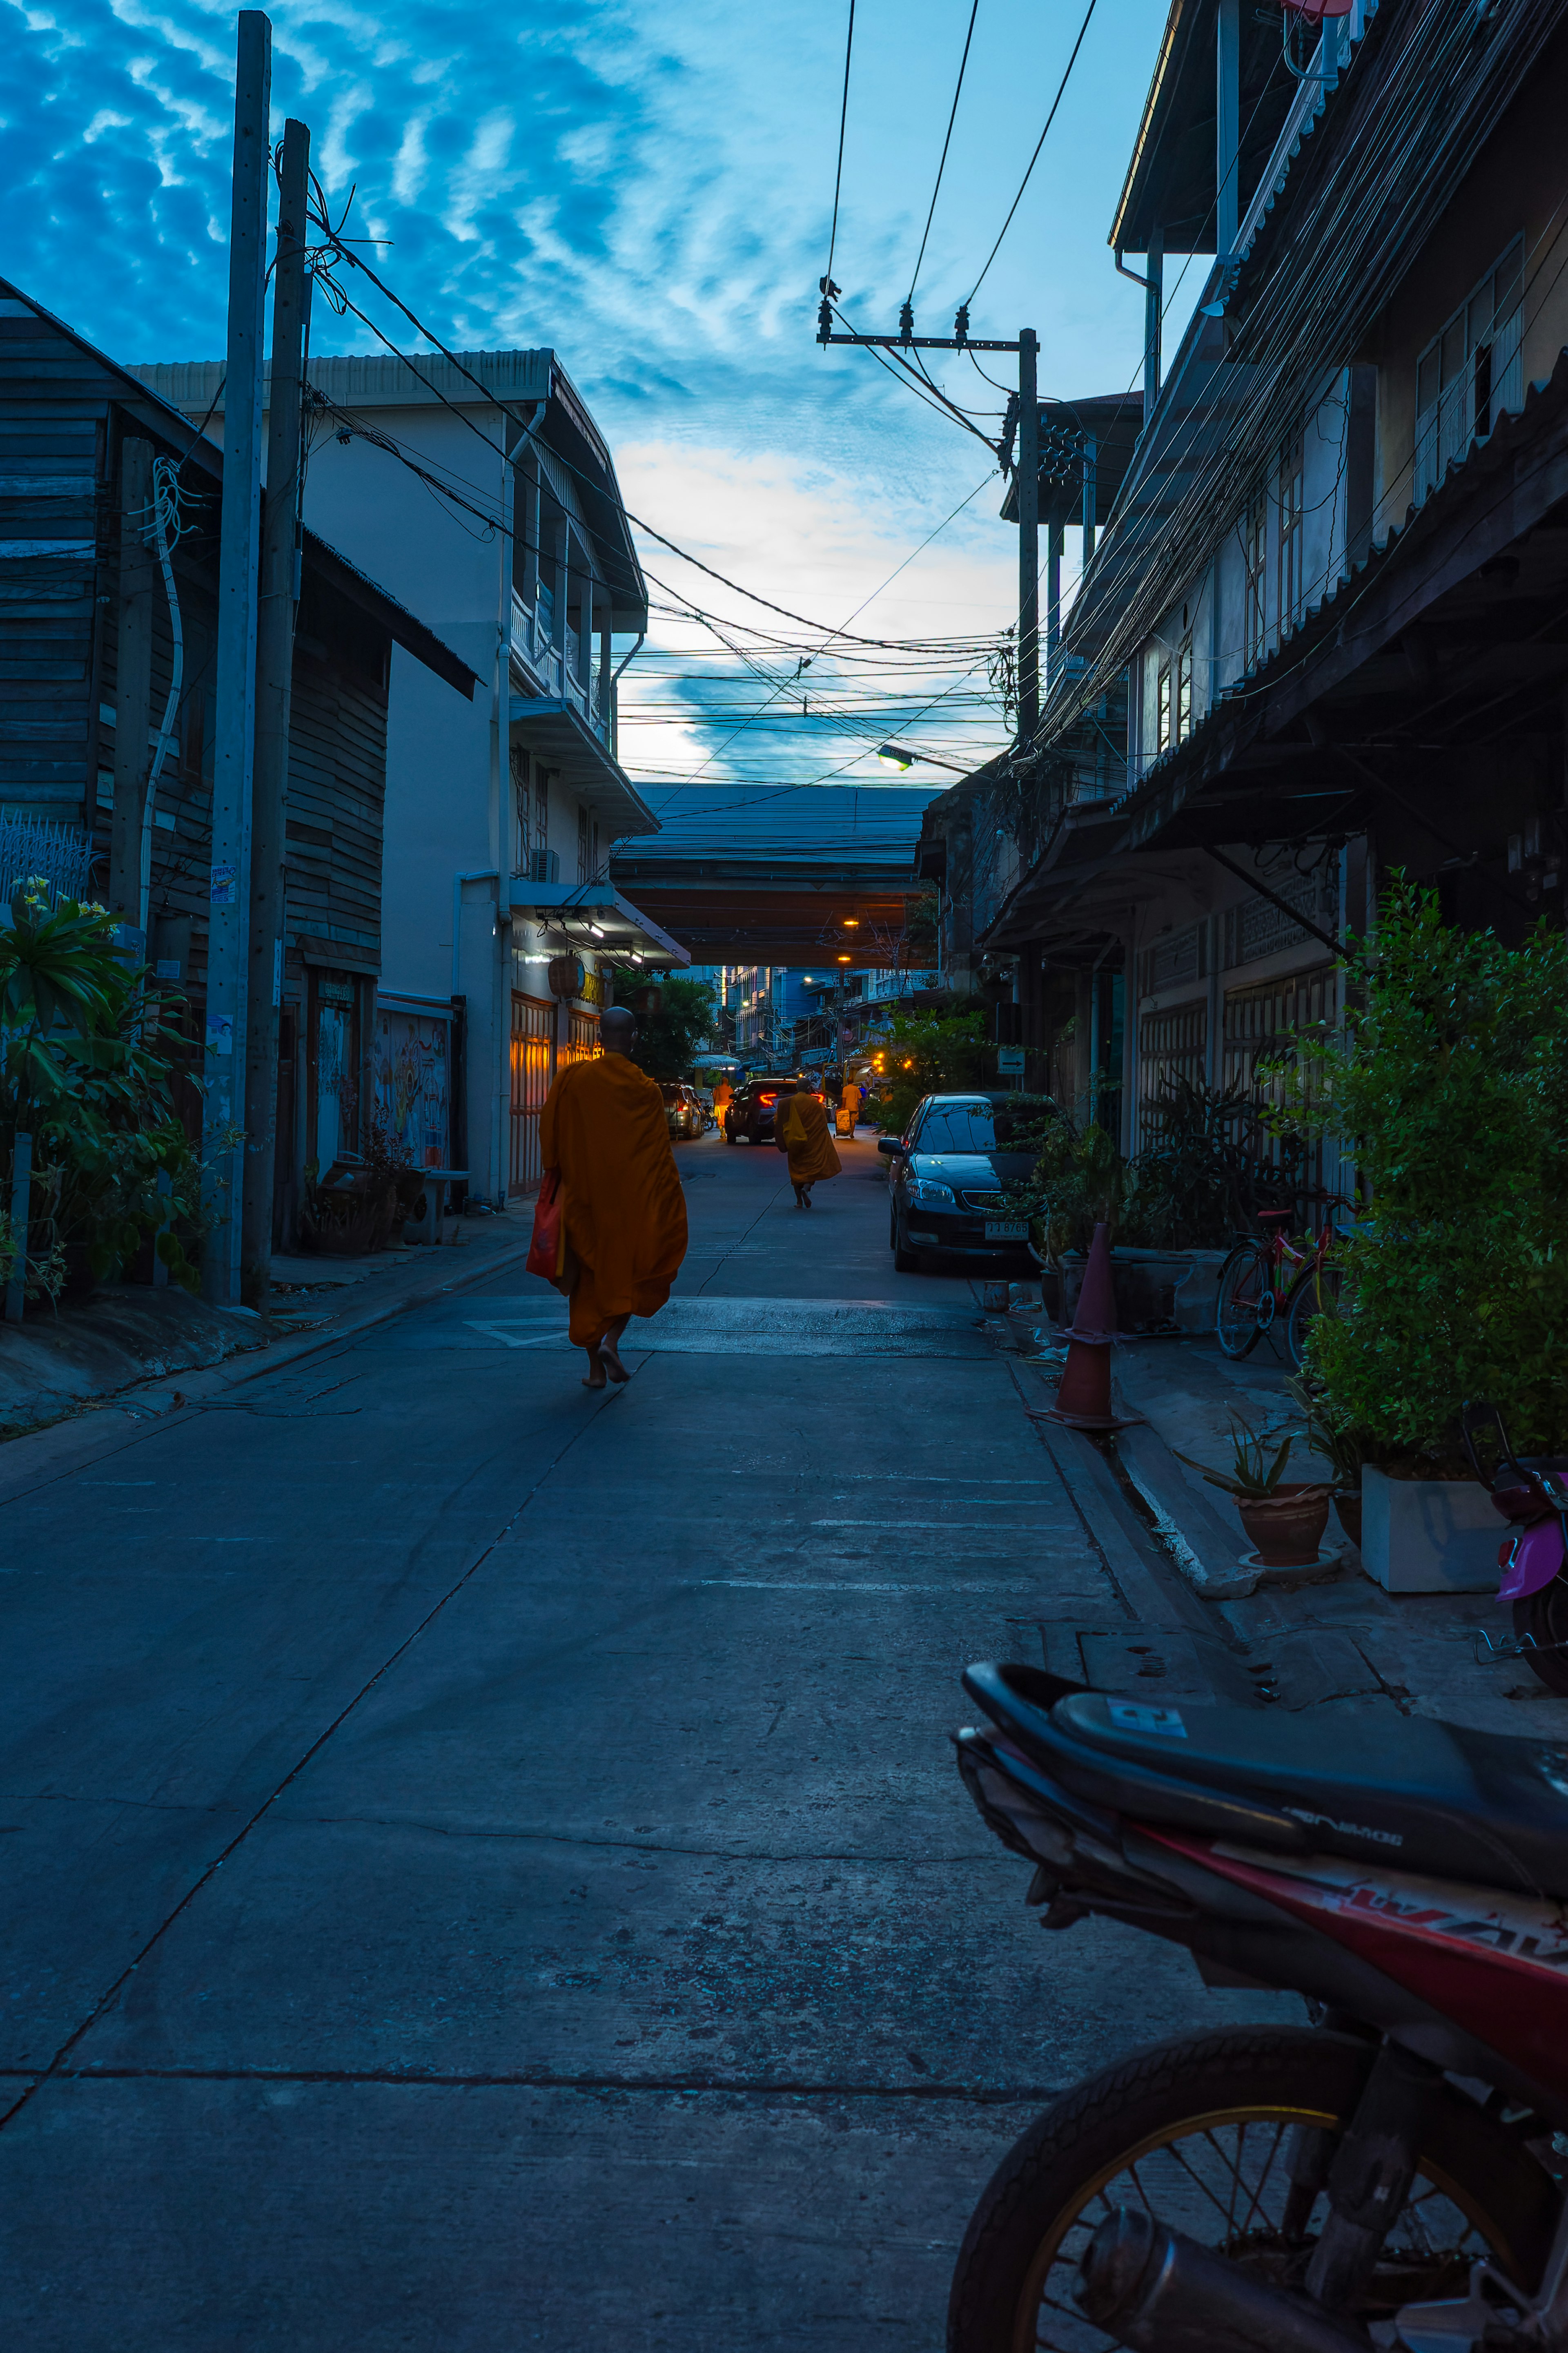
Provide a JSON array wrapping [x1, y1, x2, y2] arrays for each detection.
[[776, 1089, 842, 1185], [539, 1055, 688, 1345]]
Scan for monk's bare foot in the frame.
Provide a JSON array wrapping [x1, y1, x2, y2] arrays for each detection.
[[581, 1346, 607, 1390], [599, 1337, 630, 1384]]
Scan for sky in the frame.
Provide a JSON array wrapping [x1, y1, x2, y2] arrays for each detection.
[[3, 0, 1193, 826]]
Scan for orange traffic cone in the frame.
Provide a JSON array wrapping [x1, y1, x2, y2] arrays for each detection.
[[1034, 1221, 1140, 1432]]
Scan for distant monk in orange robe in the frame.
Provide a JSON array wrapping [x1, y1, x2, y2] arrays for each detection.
[[539, 1006, 688, 1389], [773, 1078, 842, 1209]]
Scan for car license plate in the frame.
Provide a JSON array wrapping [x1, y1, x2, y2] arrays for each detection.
[[984, 1219, 1027, 1240]]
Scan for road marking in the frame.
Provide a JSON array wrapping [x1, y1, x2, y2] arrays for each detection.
[[464, 1321, 570, 1348], [813, 1518, 1056, 1531], [697, 1579, 1036, 1593]]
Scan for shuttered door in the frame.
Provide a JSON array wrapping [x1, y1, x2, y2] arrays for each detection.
[[566, 1008, 599, 1065], [1138, 997, 1206, 1132], [1223, 962, 1337, 1191], [509, 992, 553, 1194]]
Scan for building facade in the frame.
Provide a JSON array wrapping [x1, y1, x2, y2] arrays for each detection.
[[961, 0, 1568, 1150], [136, 348, 686, 1204]]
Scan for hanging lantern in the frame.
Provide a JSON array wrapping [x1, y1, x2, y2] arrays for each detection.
[[548, 953, 585, 1001]]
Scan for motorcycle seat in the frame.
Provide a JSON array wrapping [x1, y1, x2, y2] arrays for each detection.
[[962, 1662, 1568, 1898]]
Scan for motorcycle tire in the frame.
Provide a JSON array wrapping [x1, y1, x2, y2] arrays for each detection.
[[947, 2023, 1555, 2353], [1515, 1578, 1568, 1694], [1215, 1242, 1267, 1358]]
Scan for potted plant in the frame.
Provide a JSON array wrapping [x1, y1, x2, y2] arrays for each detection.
[[1285, 1374, 1369, 1549], [1174, 1413, 1332, 1567], [1265, 882, 1568, 1592]]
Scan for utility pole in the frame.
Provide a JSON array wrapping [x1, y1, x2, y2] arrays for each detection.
[[1016, 328, 1039, 744], [203, 8, 271, 1305], [242, 114, 311, 1304], [107, 438, 155, 940], [816, 300, 1039, 751]]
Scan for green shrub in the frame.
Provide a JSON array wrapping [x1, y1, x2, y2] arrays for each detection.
[[0, 882, 202, 1297], [867, 1007, 989, 1135], [1269, 881, 1568, 1465]]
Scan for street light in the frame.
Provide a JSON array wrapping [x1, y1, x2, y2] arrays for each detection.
[[876, 741, 973, 775]]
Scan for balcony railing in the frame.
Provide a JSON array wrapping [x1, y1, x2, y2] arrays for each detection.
[[510, 593, 611, 745]]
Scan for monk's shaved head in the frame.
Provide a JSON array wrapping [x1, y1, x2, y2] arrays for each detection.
[[601, 1004, 637, 1056]]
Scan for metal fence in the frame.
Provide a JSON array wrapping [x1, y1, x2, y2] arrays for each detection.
[[0, 817, 96, 909]]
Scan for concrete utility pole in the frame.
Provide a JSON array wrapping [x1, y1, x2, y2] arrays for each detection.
[[1216, 0, 1241, 259], [107, 438, 155, 935], [242, 114, 311, 1302], [1017, 328, 1039, 745], [203, 9, 271, 1306]]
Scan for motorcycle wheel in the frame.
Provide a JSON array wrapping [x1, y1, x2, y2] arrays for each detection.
[[1514, 1577, 1568, 1694], [947, 2024, 1555, 2353]]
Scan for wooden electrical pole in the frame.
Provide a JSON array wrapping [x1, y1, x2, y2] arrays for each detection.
[[815, 307, 1040, 749], [203, 8, 271, 1306], [242, 114, 312, 1302], [107, 438, 155, 936], [1016, 328, 1039, 744]]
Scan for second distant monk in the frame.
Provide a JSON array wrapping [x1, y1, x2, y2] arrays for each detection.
[[773, 1079, 842, 1209]]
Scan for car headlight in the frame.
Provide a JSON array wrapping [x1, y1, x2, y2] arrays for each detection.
[[907, 1178, 956, 1209]]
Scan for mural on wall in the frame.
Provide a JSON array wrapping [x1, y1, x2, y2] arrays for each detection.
[[374, 1006, 451, 1169]]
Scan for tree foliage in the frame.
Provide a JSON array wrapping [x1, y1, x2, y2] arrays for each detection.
[[611, 971, 716, 1084], [866, 1007, 989, 1135], [1270, 882, 1568, 1463]]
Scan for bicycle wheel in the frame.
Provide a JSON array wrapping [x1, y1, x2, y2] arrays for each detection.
[[1284, 1261, 1342, 1370], [1214, 1242, 1267, 1358], [946, 2025, 1556, 2353]]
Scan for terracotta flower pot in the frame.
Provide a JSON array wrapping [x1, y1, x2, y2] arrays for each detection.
[[1334, 1491, 1363, 1550], [1236, 1483, 1333, 1567]]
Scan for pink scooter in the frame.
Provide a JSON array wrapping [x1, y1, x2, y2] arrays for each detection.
[[1461, 1401, 1568, 1693]]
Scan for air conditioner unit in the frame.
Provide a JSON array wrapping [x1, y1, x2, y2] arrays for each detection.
[[530, 849, 560, 884]]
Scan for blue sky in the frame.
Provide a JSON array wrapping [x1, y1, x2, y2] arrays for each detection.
[[4, 0, 1189, 803]]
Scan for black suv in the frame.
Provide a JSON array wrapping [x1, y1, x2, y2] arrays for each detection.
[[878, 1092, 1048, 1270], [723, 1075, 813, 1144]]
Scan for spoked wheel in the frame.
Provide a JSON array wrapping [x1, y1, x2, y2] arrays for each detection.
[[1514, 1577, 1568, 1695], [1285, 1260, 1342, 1370], [947, 2026, 1555, 2353], [1215, 1242, 1268, 1358]]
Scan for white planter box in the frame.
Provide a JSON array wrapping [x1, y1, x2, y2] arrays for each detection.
[[1360, 1467, 1501, 1595]]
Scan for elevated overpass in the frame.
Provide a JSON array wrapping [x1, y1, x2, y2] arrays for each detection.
[[609, 784, 941, 964]]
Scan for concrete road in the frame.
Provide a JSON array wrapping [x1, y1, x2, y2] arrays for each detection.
[[0, 1127, 1286, 2349]]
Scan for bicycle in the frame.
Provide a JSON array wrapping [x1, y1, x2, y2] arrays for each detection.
[[1214, 1199, 1347, 1367]]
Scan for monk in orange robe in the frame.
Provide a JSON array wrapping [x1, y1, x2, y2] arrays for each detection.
[[773, 1079, 842, 1208], [539, 1006, 688, 1388]]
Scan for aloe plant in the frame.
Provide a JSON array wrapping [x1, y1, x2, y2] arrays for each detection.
[[1174, 1412, 1302, 1498]]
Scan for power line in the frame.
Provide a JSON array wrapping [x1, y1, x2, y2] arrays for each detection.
[[907, 0, 981, 306], [824, 0, 857, 296], [966, 0, 1100, 305]]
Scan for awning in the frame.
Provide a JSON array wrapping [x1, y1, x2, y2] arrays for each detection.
[[508, 696, 658, 838], [506, 881, 690, 968]]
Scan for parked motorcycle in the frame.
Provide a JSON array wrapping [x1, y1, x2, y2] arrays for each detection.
[[949, 1657, 1568, 2351], [1461, 1403, 1568, 1696]]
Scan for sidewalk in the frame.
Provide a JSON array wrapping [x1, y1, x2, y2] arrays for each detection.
[[0, 1204, 534, 1481], [987, 1294, 1568, 1740]]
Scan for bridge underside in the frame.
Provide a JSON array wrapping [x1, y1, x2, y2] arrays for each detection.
[[606, 858, 922, 966]]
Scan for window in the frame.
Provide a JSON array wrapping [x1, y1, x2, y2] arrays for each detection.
[[915, 1102, 998, 1154], [1243, 491, 1267, 667], [1156, 658, 1172, 754], [1176, 638, 1193, 741], [1415, 239, 1523, 503], [1277, 433, 1304, 634], [510, 745, 530, 876]]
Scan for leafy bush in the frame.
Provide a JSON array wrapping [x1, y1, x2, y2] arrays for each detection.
[[1126, 1075, 1303, 1249], [1270, 881, 1568, 1465], [0, 882, 202, 1298], [1026, 1116, 1127, 1265]]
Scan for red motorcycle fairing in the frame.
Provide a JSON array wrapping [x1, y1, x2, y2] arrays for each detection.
[[1148, 1826, 1568, 2106], [1499, 1514, 1568, 1602]]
